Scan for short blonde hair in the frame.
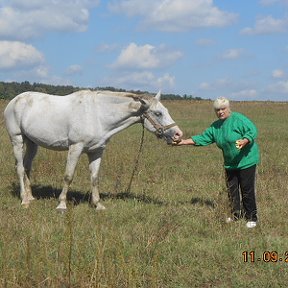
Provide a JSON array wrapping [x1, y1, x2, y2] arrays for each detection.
[[213, 97, 230, 110]]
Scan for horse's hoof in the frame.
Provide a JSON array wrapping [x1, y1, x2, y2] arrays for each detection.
[[56, 207, 66, 214], [57, 209, 66, 214], [56, 203, 67, 213], [21, 203, 30, 209], [21, 200, 30, 208]]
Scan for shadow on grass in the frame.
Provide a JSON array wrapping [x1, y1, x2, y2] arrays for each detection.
[[9, 183, 165, 206], [9, 183, 216, 208], [190, 197, 216, 209]]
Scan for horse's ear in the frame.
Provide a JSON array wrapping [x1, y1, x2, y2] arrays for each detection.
[[155, 90, 161, 100], [138, 97, 150, 111], [129, 96, 150, 113]]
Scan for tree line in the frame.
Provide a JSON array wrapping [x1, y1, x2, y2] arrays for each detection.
[[0, 81, 202, 100]]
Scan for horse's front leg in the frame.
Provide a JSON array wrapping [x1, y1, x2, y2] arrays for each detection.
[[56, 143, 83, 212], [88, 149, 105, 210]]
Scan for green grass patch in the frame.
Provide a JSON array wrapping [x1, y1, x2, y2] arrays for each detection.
[[0, 100, 288, 287]]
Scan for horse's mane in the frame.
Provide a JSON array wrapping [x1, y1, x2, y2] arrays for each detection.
[[96, 90, 153, 100], [71, 90, 155, 104]]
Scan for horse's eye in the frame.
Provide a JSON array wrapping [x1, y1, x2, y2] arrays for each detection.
[[154, 111, 162, 117]]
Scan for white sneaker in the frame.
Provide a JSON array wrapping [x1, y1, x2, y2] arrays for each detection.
[[246, 221, 257, 228]]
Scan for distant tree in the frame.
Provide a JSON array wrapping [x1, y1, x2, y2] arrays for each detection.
[[0, 82, 4, 98], [0, 81, 204, 101]]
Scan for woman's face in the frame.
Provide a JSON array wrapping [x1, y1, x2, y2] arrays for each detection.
[[215, 106, 231, 120]]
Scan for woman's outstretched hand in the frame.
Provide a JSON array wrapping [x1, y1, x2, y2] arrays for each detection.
[[172, 138, 195, 146]]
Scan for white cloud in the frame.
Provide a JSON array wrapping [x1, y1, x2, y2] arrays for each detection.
[[113, 43, 158, 69], [0, 0, 100, 40], [110, 71, 175, 91], [272, 69, 285, 78], [108, 0, 151, 16], [241, 15, 288, 35], [221, 48, 244, 60], [231, 89, 258, 100], [199, 78, 233, 91], [112, 43, 182, 69], [96, 43, 119, 52], [0, 41, 44, 69], [109, 0, 237, 32], [195, 38, 216, 46], [198, 79, 260, 100], [157, 73, 175, 88], [66, 64, 83, 75], [199, 82, 212, 90], [267, 80, 288, 93], [34, 66, 49, 78]]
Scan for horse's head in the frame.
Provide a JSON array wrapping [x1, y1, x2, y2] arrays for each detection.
[[135, 91, 183, 144]]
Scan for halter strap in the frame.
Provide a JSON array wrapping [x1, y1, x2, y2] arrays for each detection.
[[141, 112, 177, 137]]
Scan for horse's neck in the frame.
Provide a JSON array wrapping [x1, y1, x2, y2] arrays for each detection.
[[93, 94, 140, 136]]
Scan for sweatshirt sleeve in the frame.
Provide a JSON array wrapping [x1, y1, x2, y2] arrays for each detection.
[[238, 115, 258, 143], [192, 126, 215, 146]]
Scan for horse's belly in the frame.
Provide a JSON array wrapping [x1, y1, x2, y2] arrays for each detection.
[[24, 127, 69, 150], [28, 135, 69, 150]]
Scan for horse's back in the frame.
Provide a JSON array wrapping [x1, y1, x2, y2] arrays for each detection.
[[5, 92, 64, 118], [5, 92, 66, 127]]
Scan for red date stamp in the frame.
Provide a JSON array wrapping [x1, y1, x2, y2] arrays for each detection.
[[242, 251, 288, 263]]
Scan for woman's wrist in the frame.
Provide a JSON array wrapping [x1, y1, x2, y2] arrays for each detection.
[[179, 138, 195, 145]]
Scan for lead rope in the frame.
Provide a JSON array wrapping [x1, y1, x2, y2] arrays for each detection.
[[125, 123, 145, 193]]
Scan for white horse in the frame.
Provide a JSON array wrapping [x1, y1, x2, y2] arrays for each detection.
[[4, 90, 182, 211]]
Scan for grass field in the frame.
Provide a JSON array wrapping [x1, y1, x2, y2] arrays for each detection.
[[0, 98, 288, 287]]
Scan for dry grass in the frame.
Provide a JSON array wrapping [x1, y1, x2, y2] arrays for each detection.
[[0, 99, 288, 287]]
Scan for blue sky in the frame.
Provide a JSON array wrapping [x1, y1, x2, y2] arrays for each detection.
[[0, 0, 288, 101]]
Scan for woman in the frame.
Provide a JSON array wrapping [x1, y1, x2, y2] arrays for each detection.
[[175, 97, 260, 228]]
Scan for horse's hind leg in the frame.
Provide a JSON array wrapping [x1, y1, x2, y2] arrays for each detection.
[[12, 135, 30, 206], [23, 139, 38, 201]]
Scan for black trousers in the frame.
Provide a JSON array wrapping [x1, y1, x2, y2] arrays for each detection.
[[225, 165, 257, 222]]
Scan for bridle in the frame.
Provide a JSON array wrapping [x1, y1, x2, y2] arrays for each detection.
[[141, 111, 177, 138]]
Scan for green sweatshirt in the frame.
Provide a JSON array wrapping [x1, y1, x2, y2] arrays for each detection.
[[192, 112, 260, 170]]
